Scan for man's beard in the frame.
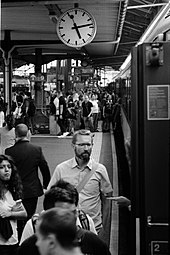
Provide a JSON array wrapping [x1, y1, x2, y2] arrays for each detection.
[[77, 151, 90, 161]]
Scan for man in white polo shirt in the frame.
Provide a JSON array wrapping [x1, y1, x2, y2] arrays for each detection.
[[48, 129, 113, 234]]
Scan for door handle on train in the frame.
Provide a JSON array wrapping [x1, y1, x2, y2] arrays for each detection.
[[147, 216, 169, 227]]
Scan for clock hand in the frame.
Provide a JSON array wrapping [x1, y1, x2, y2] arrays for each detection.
[[68, 14, 82, 39], [72, 23, 93, 29], [72, 23, 82, 39]]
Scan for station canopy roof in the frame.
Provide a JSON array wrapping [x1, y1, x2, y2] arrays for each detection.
[[0, 0, 166, 71]]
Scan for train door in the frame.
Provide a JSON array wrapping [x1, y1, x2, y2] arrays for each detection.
[[131, 42, 169, 255]]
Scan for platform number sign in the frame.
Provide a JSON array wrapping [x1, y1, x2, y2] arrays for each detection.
[[151, 241, 168, 255]]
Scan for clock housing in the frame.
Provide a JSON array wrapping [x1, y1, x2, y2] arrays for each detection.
[[56, 8, 97, 48]]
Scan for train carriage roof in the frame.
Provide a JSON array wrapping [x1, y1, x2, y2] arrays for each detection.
[[0, 0, 167, 71]]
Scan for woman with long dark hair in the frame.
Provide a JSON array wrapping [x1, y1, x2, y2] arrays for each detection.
[[0, 154, 27, 255]]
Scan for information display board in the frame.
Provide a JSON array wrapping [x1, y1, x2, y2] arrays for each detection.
[[147, 85, 169, 120]]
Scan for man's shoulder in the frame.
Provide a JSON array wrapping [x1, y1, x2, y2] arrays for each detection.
[[78, 229, 111, 254], [6, 141, 41, 153], [20, 234, 37, 248], [57, 158, 74, 168], [91, 159, 106, 171], [77, 228, 101, 242]]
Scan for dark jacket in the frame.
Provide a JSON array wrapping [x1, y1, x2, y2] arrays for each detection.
[[5, 140, 51, 199], [17, 230, 111, 255]]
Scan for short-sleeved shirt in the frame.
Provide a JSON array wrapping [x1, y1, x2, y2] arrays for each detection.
[[0, 191, 18, 245], [47, 157, 113, 231], [82, 101, 93, 117]]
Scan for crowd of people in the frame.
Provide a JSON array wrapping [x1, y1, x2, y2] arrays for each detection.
[[50, 88, 118, 136], [0, 87, 130, 255], [0, 87, 120, 139]]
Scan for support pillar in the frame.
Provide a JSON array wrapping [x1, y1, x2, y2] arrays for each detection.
[[2, 52, 12, 114], [34, 48, 43, 109], [64, 59, 71, 92], [1, 31, 13, 114]]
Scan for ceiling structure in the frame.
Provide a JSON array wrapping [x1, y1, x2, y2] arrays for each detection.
[[0, 0, 166, 71]]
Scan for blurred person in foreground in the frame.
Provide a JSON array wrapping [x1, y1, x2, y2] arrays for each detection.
[[36, 208, 83, 255], [0, 155, 27, 255], [18, 180, 111, 255], [19, 179, 96, 244]]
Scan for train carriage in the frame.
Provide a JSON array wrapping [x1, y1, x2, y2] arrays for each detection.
[[114, 3, 170, 255]]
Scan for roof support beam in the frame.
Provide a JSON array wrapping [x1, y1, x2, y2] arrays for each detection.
[[127, 3, 166, 10]]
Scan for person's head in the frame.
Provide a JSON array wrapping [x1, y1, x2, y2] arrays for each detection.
[[91, 94, 96, 100], [15, 123, 29, 140], [5, 114, 15, 130], [0, 154, 23, 200], [72, 129, 94, 162], [43, 179, 79, 211], [84, 94, 89, 103], [36, 208, 77, 255]]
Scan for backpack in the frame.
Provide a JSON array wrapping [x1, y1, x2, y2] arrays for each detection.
[[31, 209, 90, 233], [78, 209, 90, 230], [27, 99, 36, 116]]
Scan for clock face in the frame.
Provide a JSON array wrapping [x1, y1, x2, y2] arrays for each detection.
[[56, 8, 97, 48]]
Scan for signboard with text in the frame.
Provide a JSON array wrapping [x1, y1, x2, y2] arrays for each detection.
[[147, 85, 169, 120]]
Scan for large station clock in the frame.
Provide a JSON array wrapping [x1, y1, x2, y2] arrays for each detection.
[[56, 8, 97, 48]]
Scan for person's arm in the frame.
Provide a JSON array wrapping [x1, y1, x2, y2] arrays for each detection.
[[87, 102, 94, 118], [106, 196, 131, 208], [0, 200, 27, 220], [38, 147, 51, 189], [25, 99, 29, 115]]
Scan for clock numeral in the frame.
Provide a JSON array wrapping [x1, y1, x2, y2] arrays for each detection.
[[87, 18, 91, 21], [67, 39, 70, 43], [89, 26, 94, 29], [82, 12, 85, 16], [75, 41, 77, 45], [59, 27, 63, 29], [87, 33, 91, 37], [82, 39, 85, 43], [75, 10, 77, 15], [61, 34, 65, 37], [61, 18, 65, 22]]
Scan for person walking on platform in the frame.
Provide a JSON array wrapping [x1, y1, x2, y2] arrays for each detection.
[[0, 114, 16, 154], [48, 129, 113, 234], [57, 91, 67, 136], [102, 94, 113, 132], [0, 154, 27, 255], [18, 180, 111, 255], [5, 124, 51, 240], [90, 94, 99, 132], [82, 95, 94, 132], [23, 92, 36, 135], [19, 179, 96, 244]]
